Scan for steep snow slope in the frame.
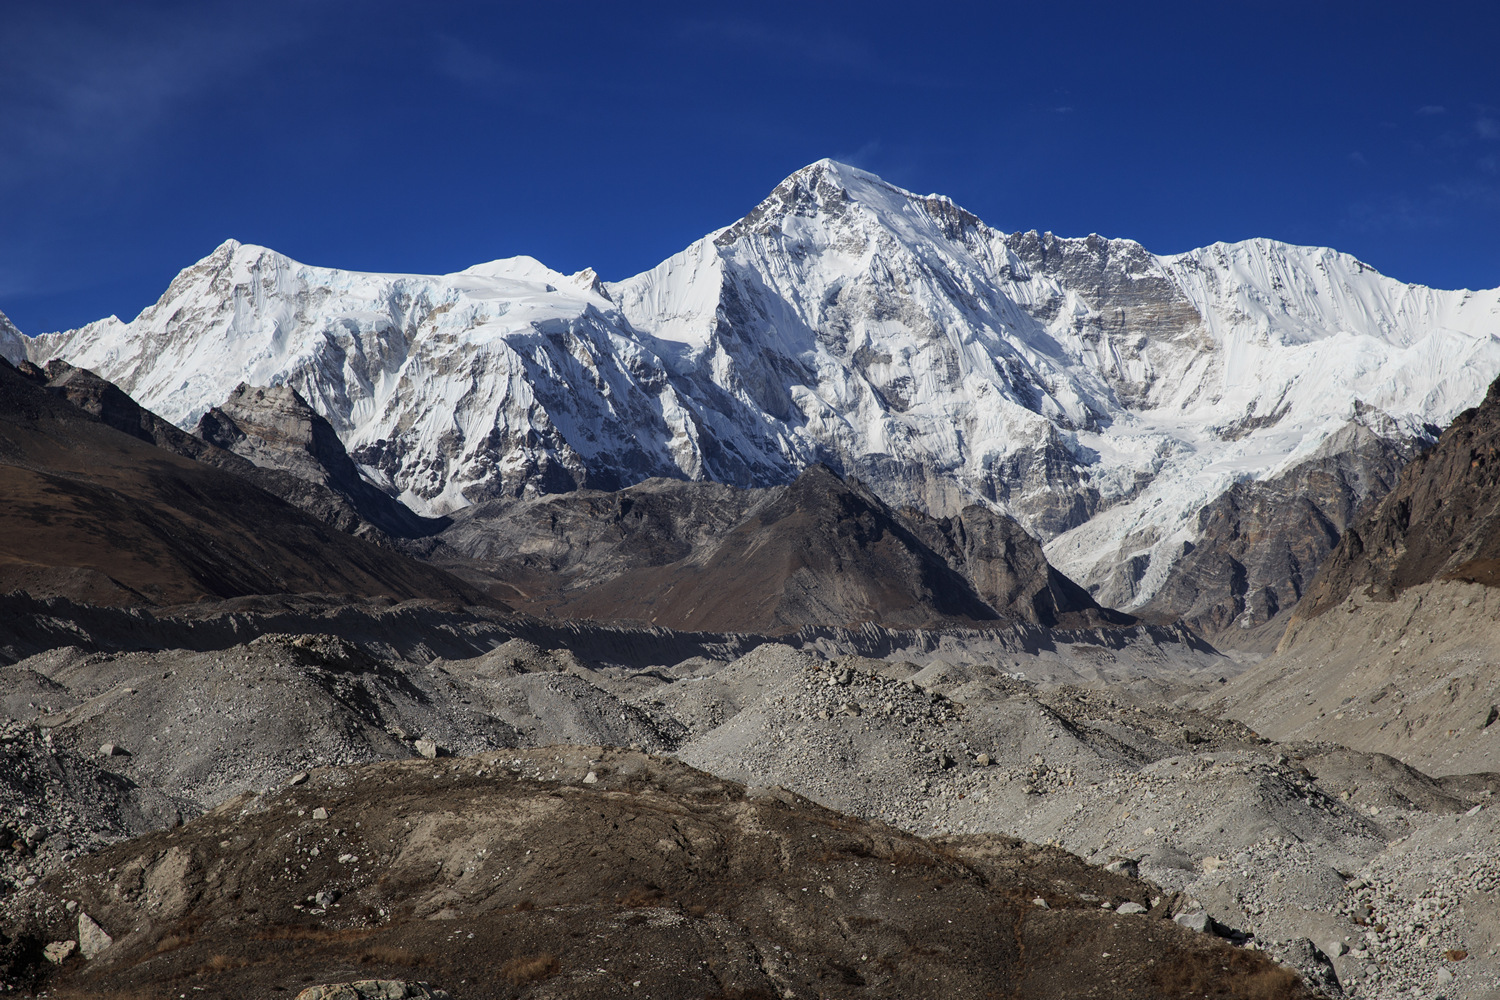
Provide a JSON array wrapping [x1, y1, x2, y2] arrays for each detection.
[[26, 248, 745, 514], [612, 162, 1500, 609], [22, 160, 1500, 615], [0, 309, 23, 365]]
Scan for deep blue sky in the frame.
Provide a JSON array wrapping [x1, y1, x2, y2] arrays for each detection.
[[3, 1, 1497, 335]]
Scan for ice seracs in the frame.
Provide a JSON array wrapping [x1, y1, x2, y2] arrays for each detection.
[[20, 160, 1500, 619]]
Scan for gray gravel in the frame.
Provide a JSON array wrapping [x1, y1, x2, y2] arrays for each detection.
[[3, 629, 1497, 997]]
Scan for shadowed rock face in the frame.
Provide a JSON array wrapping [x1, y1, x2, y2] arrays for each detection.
[[0, 358, 485, 607], [36, 361, 442, 544], [420, 465, 1129, 632], [20, 747, 1308, 1000], [1140, 428, 1413, 649], [197, 383, 447, 540], [1296, 375, 1500, 623], [899, 502, 1133, 629]]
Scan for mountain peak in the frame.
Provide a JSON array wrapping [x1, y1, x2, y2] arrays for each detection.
[[768, 158, 919, 208], [782, 157, 883, 188], [720, 158, 983, 247]]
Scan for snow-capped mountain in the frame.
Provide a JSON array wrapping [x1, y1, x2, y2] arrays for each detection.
[[0, 309, 24, 365], [21, 160, 1500, 623]]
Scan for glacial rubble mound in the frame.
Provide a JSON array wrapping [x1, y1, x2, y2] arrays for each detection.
[[1203, 578, 1500, 777], [0, 357, 484, 607], [420, 464, 1130, 632], [12, 747, 1310, 1000], [3, 621, 1494, 996]]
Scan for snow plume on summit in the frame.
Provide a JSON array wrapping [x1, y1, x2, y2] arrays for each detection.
[[21, 160, 1500, 629]]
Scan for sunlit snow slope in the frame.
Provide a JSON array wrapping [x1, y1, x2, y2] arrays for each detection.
[[22, 160, 1500, 620]]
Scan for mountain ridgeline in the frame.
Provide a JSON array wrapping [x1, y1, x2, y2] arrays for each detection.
[[0, 358, 483, 608], [0, 356, 1114, 631], [416, 465, 1128, 632], [12, 160, 1500, 642]]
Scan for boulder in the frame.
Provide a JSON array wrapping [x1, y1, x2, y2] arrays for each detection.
[[1175, 911, 1213, 934], [77, 912, 112, 959]]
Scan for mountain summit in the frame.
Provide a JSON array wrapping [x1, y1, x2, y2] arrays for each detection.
[[20, 161, 1500, 640]]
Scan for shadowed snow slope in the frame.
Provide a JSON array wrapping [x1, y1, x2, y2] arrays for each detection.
[[23, 160, 1500, 628]]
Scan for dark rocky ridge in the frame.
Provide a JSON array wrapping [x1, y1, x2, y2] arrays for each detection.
[[14, 359, 1131, 636], [1139, 424, 1414, 650], [0, 358, 485, 608], [197, 383, 446, 540], [1295, 374, 1500, 622], [32, 361, 438, 544], [417, 465, 1131, 633]]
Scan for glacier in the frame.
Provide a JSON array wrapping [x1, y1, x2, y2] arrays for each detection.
[[19, 159, 1500, 614]]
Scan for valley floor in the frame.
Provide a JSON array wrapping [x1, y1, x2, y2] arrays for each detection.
[[0, 601, 1495, 998]]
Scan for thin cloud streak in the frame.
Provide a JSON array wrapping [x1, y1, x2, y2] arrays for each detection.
[[0, 6, 299, 191], [673, 16, 877, 77], [432, 33, 524, 89]]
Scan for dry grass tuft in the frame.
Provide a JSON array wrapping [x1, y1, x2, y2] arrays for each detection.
[[203, 954, 250, 972], [618, 885, 666, 908], [151, 933, 190, 956], [501, 951, 560, 984], [359, 944, 423, 967], [1153, 948, 1304, 999]]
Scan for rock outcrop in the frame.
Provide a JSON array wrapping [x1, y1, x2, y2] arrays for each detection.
[[1139, 424, 1415, 649], [19, 748, 1309, 999], [0, 357, 485, 607], [36, 360, 444, 543], [1295, 373, 1500, 622], [420, 465, 1128, 632], [197, 383, 445, 540]]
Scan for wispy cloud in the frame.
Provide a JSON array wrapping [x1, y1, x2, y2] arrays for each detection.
[[431, 34, 526, 89], [832, 140, 883, 169], [1347, 180, 1500, 233], [0, 6, 301, 191], [1477, 116, 1500, 140], [1417, 105, 1447, 116], [1431, 179, 1500, 210], [673, 17, 877, 78]]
